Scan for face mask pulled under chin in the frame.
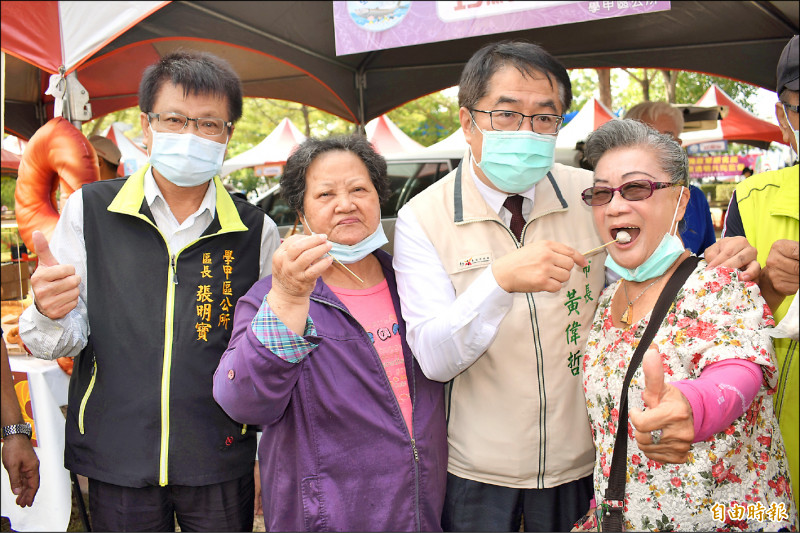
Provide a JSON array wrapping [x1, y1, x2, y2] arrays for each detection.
[[470, 117, 556, 194], [149, 129, 227, 187], [605, 186, 687, 282], [303, 216, 388, 264]]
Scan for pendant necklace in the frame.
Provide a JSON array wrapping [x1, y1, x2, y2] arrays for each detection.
[[620, 274, 665, 325]]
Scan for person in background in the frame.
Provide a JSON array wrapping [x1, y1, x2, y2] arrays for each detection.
[[1, 332, 39, 508], [581, 117, 796, 531], [214, 135, 447, 531], [392, 40, 762, 532], [87, 135, 122, 181], [18, 50, 281, 531], [722, 34, 799, 509], [574, 140, 593, 170], [223, 181, 248, 201], [624, 101, 717, 255], [741, 166, 754, 179]]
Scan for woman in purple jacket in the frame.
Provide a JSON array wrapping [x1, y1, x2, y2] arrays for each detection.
[[213, 135, 447, 532]]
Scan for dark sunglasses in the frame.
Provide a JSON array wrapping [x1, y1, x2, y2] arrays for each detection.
[[581, 179, 676, 206]]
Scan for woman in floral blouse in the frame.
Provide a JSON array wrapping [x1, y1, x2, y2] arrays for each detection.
[[579, 119, 796, 531]]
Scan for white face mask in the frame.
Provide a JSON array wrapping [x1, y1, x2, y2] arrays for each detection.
[[148, 129, 227, 187], [784, 104, 799, 156], [303, 216, 388, 264], [605, 186, 687, 282]]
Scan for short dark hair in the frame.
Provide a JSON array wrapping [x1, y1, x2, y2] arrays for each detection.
[[458, 41, 572, 113], [281, 135, 390, 214], [99, 157, 116, 172], [138, 50, 243, 123]]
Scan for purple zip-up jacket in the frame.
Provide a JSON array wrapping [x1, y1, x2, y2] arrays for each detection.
[[214, 250, 447, 532]]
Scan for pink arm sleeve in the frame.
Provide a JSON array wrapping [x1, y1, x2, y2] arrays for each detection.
[[671, 359, 763, 443]]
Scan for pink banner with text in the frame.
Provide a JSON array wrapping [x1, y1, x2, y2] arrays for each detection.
[[334, 1, 671, 56], [688, 154, 760, 179]]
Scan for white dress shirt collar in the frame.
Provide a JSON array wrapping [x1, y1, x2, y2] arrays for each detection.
[[143, 166, 216, 221], [467, 157, 536, 219]]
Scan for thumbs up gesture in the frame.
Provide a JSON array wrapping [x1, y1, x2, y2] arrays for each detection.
[[628, 346, 695, 464], [29, 230, 81, 319]]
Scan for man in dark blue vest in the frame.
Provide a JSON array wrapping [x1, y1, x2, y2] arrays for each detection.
[[19, 50, 280, 531]]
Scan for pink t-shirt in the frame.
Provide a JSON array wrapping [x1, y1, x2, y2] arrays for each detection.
[[329, 279, 413, 434]]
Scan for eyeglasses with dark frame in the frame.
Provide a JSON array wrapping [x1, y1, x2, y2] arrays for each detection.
[[581, 179, 676, 206], [781, 102, 799, 113], [470, 109, 564, 135], [147, 112, 232, 137]]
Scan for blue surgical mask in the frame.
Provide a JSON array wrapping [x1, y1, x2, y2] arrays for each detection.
[[303, 216, 388, 264], [605, 186, 687, 282], [149, 129, 227, 187], [470, 115, 556, 193]]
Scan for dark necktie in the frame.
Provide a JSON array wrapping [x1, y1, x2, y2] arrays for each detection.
[[503, 194, 525, 242]]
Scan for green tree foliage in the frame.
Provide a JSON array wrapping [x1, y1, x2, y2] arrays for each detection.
[[1, 175, 16, 211], [568, 69, 600, 113], [227, 168, 268, 194], [81, 107, 144, 140], [673, 71, 758, 111], [225, 99, 355, 193], [229, 99, 355, 160], [387, 90, 460, 146], [567, 69, 758, 116]]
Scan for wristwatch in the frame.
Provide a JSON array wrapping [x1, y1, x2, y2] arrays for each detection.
[[2, 423, 32, 439]]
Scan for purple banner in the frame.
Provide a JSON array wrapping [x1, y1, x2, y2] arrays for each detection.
[[688, 154, 760, 179], [334, 1, 671, 56]]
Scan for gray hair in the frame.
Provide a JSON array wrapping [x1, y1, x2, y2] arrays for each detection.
[[458, 41, 572, 113], [280, 134, 390, 213], [624, 101, 684, 134], [584, 119, 689, 187]]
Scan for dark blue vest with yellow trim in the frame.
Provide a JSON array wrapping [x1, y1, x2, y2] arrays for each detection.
[[65, 171, 263, 487]]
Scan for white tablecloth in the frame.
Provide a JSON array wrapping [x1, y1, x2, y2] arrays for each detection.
[[1, 355, 71, 532]]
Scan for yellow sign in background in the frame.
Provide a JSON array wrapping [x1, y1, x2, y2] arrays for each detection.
[[10, 371, 37, 447]]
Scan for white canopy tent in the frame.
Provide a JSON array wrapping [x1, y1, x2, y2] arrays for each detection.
[[555, 98, 617, 150], [365, 114, 424, 156], [386, 125, 582, 168], [384, 127, 467, 162], [220, 118, 306, 177]]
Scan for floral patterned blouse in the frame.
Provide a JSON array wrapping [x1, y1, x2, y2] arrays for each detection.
[[583, 261, 797, 531]]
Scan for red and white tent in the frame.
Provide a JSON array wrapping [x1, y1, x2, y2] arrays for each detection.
[[1, 149, 22, 173], [555, 98, 617, 150], [1, 1, 168, 135], [366, 115, 424, 156], [1, 2, 167, 75], [681, 85, 785, 148], [220, 118, 306, 177], [101, 122, 148, 177], [1, 136, 27, 158]]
